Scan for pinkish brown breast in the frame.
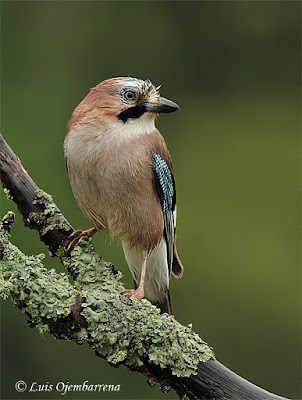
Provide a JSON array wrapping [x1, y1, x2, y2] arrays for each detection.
[[65, 127, 166, 251]]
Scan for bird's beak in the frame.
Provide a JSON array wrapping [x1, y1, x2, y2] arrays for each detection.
[[145, 97, 179, 114]]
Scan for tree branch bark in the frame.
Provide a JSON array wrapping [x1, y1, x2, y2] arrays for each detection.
[[0, 133, 288, 400]]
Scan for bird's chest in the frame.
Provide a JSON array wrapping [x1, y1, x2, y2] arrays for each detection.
[[67, 131, 156, 218], [65, 126, 164, 248]]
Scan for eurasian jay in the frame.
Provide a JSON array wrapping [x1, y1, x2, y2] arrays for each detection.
[[64, 77, 183, 313]]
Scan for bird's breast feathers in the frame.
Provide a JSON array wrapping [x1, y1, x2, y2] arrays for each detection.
[[65, 125, 171, 250]]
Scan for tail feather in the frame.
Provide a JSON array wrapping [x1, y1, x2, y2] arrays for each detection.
[[172, 245, 183, 278], [154, 290, 172, 314]]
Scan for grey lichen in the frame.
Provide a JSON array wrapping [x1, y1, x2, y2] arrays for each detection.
[[1, 211, 215, 378]]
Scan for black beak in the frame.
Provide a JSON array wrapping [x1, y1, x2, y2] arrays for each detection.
[[145, 96, 179, 114]]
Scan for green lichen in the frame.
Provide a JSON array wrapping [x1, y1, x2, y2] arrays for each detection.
[[34, 189, 53, 203], [0, 217, 77, 331], [81, 291, 214, 376], [28, 189, 71, 235], [60, 241, 214, 376], [61, 240, 124, 292], [1, 212, 215, 378], [3, 187, 13, 200]]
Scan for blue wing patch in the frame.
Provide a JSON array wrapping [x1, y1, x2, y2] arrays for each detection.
[[152, 153, 174, 214], [152, 152, 176, 274]]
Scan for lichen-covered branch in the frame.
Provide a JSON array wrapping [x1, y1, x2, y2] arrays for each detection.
[[0, 212, 212, 378], [0, 212, 83, 338], [0, 133, 287, 400], [0, 134, 73, 255]]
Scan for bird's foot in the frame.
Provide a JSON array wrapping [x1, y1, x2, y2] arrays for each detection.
[[65, 227, 97, 254], [120, 288, 144, 301]]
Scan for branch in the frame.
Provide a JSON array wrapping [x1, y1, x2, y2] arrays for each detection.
[[0, 133, 287, 400], [0, 134, 73, 255]]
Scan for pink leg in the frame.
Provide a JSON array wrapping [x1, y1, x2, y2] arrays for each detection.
[[65, 227, 97, 253], [121, 254, 148, 301]]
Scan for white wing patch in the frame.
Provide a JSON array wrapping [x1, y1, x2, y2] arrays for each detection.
[[173, 205, 177, 228]]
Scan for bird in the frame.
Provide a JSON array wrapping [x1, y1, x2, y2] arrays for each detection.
[[64, 77, 183, 314]]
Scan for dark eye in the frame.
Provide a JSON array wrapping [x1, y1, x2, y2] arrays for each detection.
[[123, 89, 137, 102]]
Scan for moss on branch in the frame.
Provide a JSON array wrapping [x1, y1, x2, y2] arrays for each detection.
[[0, 208, 214, 378]]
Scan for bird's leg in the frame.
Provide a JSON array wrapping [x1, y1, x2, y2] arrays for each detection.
[[121, 254, 148, 301], [65, 227, 97, 253]]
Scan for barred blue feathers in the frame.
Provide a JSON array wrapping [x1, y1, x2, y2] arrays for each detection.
[[152, 153, 174, 213]]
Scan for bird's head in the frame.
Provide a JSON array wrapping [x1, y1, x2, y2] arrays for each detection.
[[68, 77, 179, 134]]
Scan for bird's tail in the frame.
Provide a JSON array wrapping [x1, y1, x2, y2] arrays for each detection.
[[153, 290, 172, 314], [172, 245, 183, 278]]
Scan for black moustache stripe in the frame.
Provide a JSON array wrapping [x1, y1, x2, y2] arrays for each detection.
[[118, 105, 146, 122]]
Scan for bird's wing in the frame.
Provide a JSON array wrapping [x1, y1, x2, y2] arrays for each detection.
[[152, 152, 176, 276], [64, 146, 68, 172]]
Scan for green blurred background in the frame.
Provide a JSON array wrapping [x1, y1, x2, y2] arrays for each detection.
[[1, 1, 300, 399]]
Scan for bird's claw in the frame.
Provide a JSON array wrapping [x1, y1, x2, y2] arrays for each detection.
[[120, 288, 144, 301], [65, 228, 97, 254]]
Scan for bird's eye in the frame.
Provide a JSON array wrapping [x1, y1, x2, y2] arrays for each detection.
[[123, 89, 137, 102]]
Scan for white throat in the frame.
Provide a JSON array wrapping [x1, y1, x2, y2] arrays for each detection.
[[113, 112, 156, 139], [66, 112, 156, 157]]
